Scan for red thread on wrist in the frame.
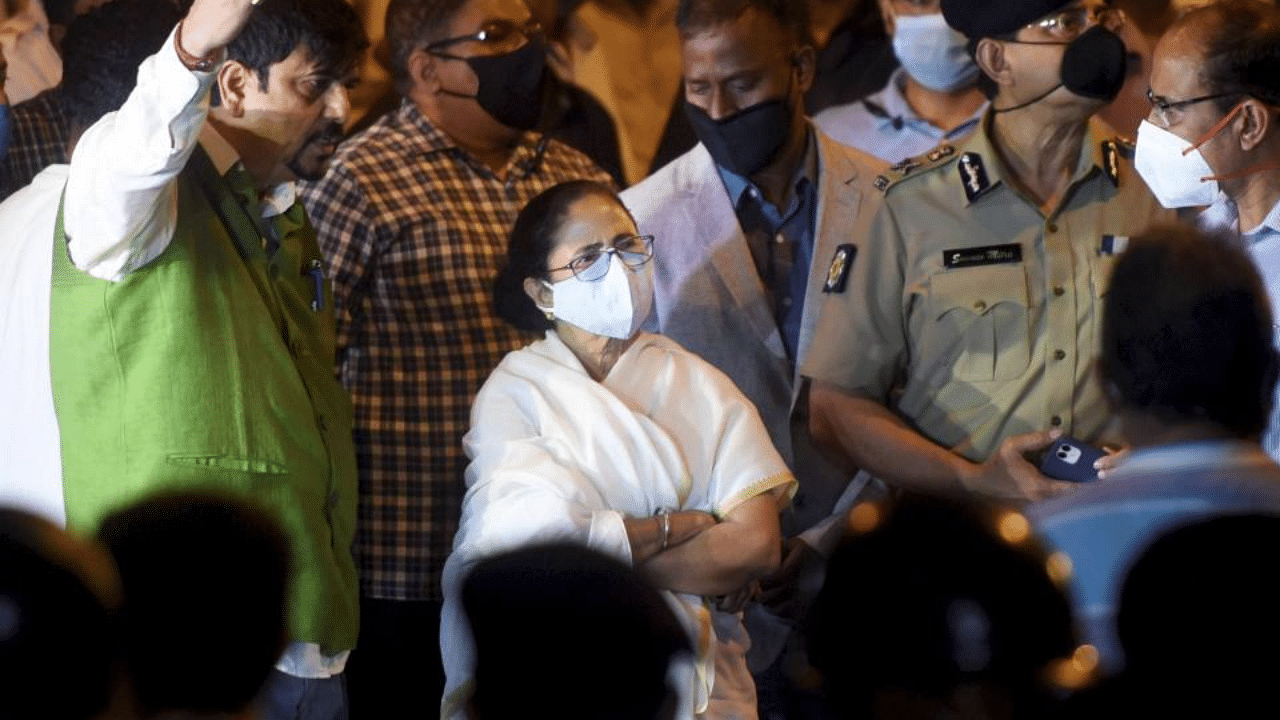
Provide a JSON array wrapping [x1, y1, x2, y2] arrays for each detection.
[[174, 19, 218, 72]]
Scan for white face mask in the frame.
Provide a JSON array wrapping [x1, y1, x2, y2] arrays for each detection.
[[541, 253, 654, 340], [1134, 119, 1220, 208], [891, 13, 980, 93]]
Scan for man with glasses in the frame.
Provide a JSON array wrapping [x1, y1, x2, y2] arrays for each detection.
[[1133, 0, 1280, 463], [804, 0, 1173, 504], [298, 0, 611, 716], [814, 0, 988, 165]]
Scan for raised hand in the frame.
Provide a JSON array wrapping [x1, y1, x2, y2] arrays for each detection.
[[177, 0, 260, 60]]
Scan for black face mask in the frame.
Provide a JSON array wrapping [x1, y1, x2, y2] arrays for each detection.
[[1060, 24, 1127, 100], [994, 25, 1128, 113], [436, 34, 551, 131], [684, 96, 793, 177]]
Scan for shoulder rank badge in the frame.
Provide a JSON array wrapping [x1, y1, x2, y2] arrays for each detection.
[[1101, 140, 1121, 187], [887, 156, 921, 176], [957, 152, 993, 203], [874, 145, 956, 193], [823, 244, 857, 293], [926, 144, 955, 163]]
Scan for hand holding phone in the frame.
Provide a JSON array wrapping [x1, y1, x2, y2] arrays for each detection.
[[1039, 437, 1106, 483]]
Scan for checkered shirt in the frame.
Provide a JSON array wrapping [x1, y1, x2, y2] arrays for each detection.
[[301, 101, 612, 601], [0, 88, 70, 200]]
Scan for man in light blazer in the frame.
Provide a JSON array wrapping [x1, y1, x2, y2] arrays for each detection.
[[621, 0, 882, 538]]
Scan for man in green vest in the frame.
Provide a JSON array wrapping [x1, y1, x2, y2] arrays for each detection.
[[48, 0, 367, 717]]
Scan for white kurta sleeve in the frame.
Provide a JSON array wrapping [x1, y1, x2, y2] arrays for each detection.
[[460, 374, 634, 564], [63, 26, 217, 281]]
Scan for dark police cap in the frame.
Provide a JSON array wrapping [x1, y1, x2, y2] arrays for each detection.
[[941, 0, 1075, 39]]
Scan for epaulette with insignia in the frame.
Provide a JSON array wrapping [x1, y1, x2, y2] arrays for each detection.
[[822, 244, 856, 293], [873, 144, 957, 193], [1100, 139, 1123, 187], [887, 156, 922, 176], [926, 144, 955, 163], [957, 151, 993, 203]]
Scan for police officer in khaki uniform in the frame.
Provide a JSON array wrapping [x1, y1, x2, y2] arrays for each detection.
[[803, 0, 1175, 502]]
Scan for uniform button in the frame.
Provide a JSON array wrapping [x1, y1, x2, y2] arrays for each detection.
[[781, 296, 793, 307], [1053, 285, 1065, 297], [1054, 349, 1066, 360], [1051, 415, 1063, 426], [973, 300, 987, 311], [1047, 223, 1059, 233], [775, 234, 786, 244]]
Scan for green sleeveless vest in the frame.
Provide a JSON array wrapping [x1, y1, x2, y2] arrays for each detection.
[[50, 148, 358, 653]]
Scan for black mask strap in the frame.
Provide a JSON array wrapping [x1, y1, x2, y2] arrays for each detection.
[[992, 82, 1063, 114], [988, 37, 1067, 114], [436, 87, 479, 100], [427, 51, 479, 101]]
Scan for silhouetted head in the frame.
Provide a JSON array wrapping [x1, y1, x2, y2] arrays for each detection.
[[0, 508, 125, 720], [808, 494, 1086, 720], [463, 543, 691, 720], [98, 490, 291, 716]]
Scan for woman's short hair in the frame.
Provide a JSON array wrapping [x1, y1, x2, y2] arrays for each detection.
[[492, 180, 622, 333], [1101, 223, 1279, 438]]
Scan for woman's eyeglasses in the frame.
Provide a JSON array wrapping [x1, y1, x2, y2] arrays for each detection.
[[548, 235, 655, 282]]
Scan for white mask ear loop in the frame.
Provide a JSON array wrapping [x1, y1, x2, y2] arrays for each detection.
[[537, 280, 555, 320]]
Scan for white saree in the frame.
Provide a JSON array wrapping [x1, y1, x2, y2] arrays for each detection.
[[439, 331, 796, 720]]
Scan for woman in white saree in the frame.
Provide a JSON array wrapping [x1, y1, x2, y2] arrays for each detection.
[[439, 181, 796, 720]]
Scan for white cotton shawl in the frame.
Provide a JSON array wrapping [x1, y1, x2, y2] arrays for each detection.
[[440, 331, 795, 719]]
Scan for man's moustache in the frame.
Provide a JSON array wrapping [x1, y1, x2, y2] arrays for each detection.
[[310, 123, 345, 145]]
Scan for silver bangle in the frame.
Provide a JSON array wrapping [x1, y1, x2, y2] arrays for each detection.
[[657, 508, 671, 551]]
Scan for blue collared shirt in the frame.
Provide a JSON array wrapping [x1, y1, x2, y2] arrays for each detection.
[[0, 104, 10, 162], [715, 132, 818, 362], [813, 69, 985, 165], [1201, 193, 1280, 463], [1030, 439, 1280, 673]]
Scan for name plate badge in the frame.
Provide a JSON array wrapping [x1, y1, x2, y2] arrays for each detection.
[[942, 243, 1022, 269]]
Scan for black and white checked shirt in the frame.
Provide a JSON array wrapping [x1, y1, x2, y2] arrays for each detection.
[[0, 88, 70, 200], [301, 101, 612, 602]]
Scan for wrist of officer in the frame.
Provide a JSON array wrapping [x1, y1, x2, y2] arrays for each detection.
[[954, 456, 987, 496]]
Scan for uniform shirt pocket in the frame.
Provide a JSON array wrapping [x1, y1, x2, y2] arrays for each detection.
[[929, 264, 1032, 383]]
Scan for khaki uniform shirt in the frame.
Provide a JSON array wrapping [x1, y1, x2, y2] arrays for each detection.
[[802, 113, 1174, 462]]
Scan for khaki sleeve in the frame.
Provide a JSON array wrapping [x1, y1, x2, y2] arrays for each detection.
[[801, 193, 909, 401]]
